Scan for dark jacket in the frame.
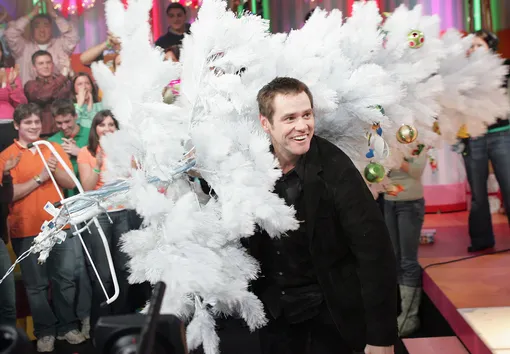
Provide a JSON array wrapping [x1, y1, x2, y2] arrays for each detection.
[[248, 135, 398, 349], [0, 173, 13, 244], [155, 24, 191, 50]]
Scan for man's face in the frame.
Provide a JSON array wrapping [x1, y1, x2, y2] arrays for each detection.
[[33, 54, 54, 78], [54, 113, 78, 138], [168, 8, 186, 32], [15, 114, 42, 143], [32, 17, 52, 45], [260, 91, 315, 160]]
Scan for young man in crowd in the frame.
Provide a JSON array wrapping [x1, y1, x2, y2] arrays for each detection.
[[155, 3, 191, 50], [4, 0, 79, 85], [0, 103, 84, 352], [48, 99, 90, 197], [48, 98, 92, 338], [24, 50, 72, 137], [249, 77, 397, 354]]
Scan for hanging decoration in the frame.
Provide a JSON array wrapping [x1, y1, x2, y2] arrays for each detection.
[[407, 29, 425, 48], [396, 124, 418, 144], [51, 0, 95, 17], [364, 162, 386, 183], [170, 0, 202, 8]]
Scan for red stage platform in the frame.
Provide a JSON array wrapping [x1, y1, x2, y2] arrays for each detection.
[[419, 212, 510, 354]]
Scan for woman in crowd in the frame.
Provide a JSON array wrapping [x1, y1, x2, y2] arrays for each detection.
[[72, 72, 103, 129], [384, 145, 428, 337], [77, 110, 131, 336], [0, 41, 27, 152], [463, 30, 510, 252]]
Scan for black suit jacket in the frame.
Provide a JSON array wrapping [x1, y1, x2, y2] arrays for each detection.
[[249, 135, 397, 349]]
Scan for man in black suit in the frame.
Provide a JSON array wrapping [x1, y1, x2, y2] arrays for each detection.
[[250, 77, 397, 354]]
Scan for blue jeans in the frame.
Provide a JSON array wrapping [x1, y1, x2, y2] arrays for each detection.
[[0, 240, 16, 326], [463, 131, 510, 248], [11, 232, 79, 337], [69, 233, 92, 320], [384, 198, 425, 287], [82, 210, 131, 333]]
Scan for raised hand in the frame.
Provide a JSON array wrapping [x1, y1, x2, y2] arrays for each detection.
[[31, 1, 42, 17], [8, 67, 19, 85], [76, 86, 86, 106], [95, 150, 104, 169], [45, 0, 58, 18], [3, 154, 21, 175]]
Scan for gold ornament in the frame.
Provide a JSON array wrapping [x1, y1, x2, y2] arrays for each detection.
[[432, 121, 441, 135], [396, 125, 418, 144], [364, 162, 386, 183]]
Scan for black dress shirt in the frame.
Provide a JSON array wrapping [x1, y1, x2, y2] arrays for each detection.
[[258, 155, 324, 324]]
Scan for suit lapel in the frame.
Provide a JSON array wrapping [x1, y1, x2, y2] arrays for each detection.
[[303, 137, 323, 246]]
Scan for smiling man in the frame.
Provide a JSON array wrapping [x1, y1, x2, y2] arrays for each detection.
[[4, 0, 79, 85], [154, 3, 191, 50], [0, 103, 83, 352], [48, 99, 90, 198], [249, 77, 397, 354], [24, 50, 72, 136]]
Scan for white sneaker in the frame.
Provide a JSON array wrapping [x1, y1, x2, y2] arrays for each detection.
[[37, 336, 55, 352], [81, 317, 90, 339], [57, 329, 86, 344]]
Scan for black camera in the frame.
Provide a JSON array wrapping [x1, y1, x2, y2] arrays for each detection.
[[95, 313, 187, 354], [0, 282, 187, 354]]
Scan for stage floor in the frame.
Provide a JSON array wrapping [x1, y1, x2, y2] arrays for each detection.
[[420, 212, 510, 354]]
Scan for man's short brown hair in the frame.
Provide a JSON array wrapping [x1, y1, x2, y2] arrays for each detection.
[[51, 99, 76, 118], [13, 103, 42, 125], [257, 77, 314, 123]]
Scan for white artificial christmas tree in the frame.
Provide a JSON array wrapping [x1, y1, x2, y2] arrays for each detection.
[[94, 1, 297, 353], [436, 29, 510, 144]]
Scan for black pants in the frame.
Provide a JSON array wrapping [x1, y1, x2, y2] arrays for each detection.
[[259, 313, 362, 354]]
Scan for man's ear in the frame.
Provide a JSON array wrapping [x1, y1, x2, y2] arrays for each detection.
[[13, 122, 19, 131], [259, 115, 271, 133]]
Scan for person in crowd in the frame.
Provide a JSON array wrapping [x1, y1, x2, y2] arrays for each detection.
[[77, 110, 132, 336], [0, 5, 14, 67], [48, 99, 92, 337], [72, 72, 103, 129], [24, 50, 72, 136], [79, 31, 121, 69], [462, 30, 510, 252], [0, 153, 21, 328], [247, 77, 397, 354], [4, 0, 79, 85], [163, 45, 181, 104], [48, 99, 90, 196], [384, 145, 428, 337], [0, 103, 83, 352], [154, 3, 190, 50], [0, 41, 27, 152]]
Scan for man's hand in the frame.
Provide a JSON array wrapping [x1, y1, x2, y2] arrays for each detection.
[[107, 32, 121, 52], [39, 156, 57, 183], [365, 345, 394, 354], [45, 0, 58, 18], [47, 156, 58, 173], [3, 154, 21, 175], [62, 138, 80, 156], [30, 1, 42, 17]]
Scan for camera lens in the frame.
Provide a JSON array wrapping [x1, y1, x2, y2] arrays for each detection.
[[0, 326, 16, 353]]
